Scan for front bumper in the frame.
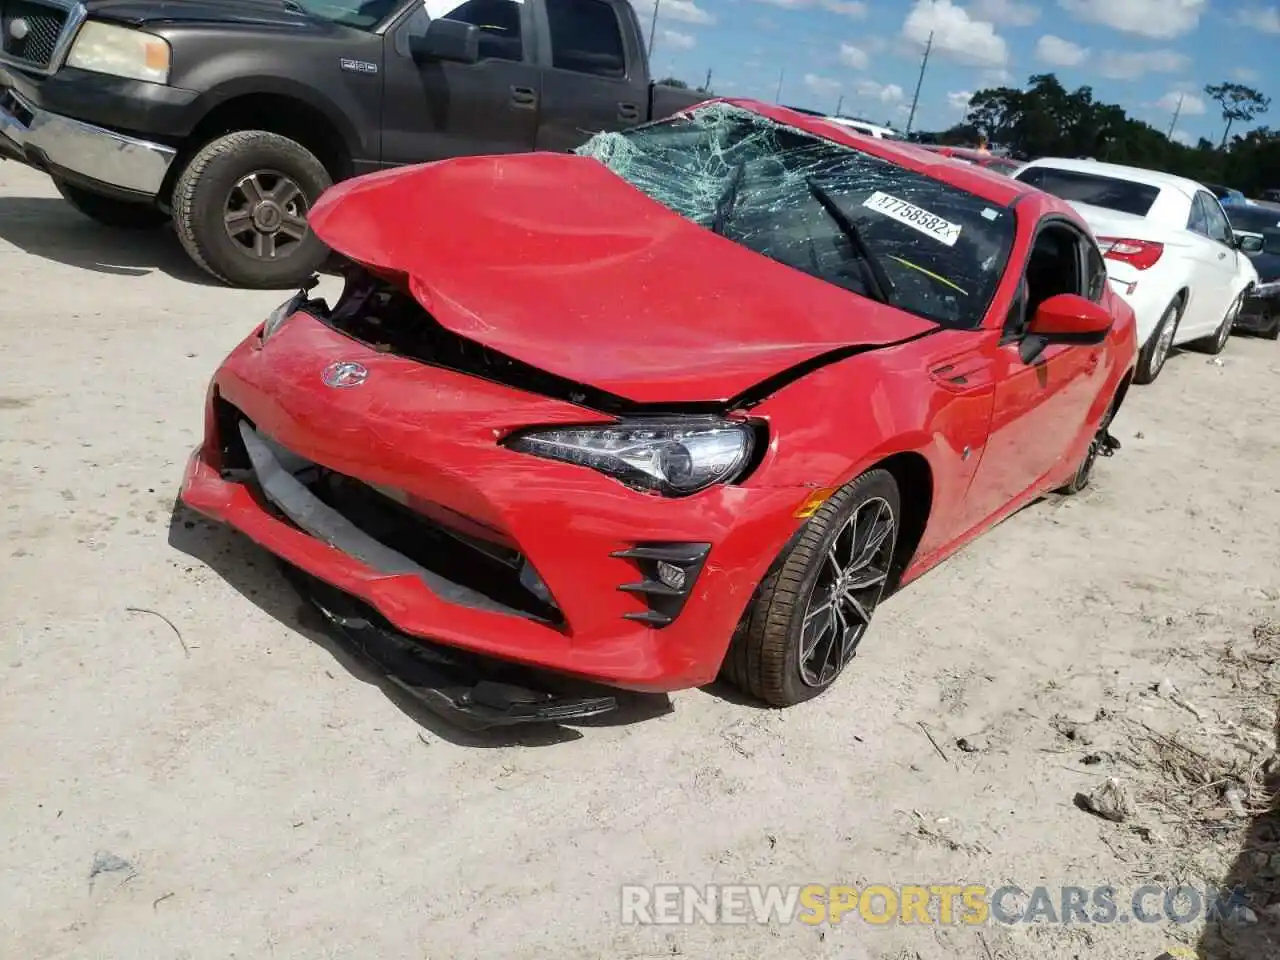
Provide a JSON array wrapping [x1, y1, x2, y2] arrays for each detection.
[[1235, 287, 1279, 334], [0, 85, 175, 198], [180, 315, 808, 695]]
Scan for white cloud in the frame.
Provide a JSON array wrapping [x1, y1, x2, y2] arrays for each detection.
[[1171, 129, 1193, 145], [1035, 34, 1089, 66], [1095, 48, 1188, 80], [1233, 67, 1261, 82], [947, 90, 974, 113], [903, 0, 1010, 67], [855, 79, 905, 103], [1233, 7, 1280, 32], [1154, 90, 1206, 116], [750, 0, 868, 14], [979, 67, 1013, 84], [804, 73, 842, 98], [1059, 0, 1205, 40], [839, 42, 870, 69], [969, 0, 1040, 25], [629, 0, 715, 26], [661, 28, 696, 49]]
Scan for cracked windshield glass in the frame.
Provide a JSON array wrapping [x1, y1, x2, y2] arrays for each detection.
[[577, 103, 1015, 330]]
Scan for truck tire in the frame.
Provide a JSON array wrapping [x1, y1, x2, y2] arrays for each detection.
[[54, 180, 169, 229], [172, 130, 333, 289]]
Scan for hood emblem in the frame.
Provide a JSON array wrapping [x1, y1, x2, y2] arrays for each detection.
[[9, 18, 30, 40], [322, 360, 368, 388]]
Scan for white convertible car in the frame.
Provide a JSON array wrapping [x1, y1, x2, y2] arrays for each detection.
[[1012, 158, 1258, 383]]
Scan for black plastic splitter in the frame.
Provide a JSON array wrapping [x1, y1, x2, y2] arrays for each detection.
[[280, 566, 618, 731]]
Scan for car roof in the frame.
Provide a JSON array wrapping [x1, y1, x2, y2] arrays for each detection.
[[710, 98, 1039, 209], [1018, 156, 1203, 199]]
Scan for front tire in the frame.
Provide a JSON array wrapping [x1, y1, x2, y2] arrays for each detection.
[[54, 180, 168, 229], [1189, 291, 1243, 355], [1133, 297, 1182, 385], [172, 130, 333, 288], [722, 469, 900, 706]]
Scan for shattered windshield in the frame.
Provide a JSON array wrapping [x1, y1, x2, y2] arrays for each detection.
[[576, 103, 1016, 329]]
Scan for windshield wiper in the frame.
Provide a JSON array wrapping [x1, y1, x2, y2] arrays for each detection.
[[805, 177, 894, 305], [710, 160, 747, 236]]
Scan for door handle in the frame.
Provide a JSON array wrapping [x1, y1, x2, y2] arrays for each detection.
[[510, 85, 537, 108], [617, 102, 640, 121]]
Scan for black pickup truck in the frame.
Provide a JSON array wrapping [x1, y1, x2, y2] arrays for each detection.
[[0, 0, 708, 287]]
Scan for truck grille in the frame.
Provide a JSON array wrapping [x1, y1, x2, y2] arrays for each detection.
[[0, 0, 70, 70]]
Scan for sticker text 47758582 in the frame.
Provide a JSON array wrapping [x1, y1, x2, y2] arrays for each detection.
[[862, 191, 962, 247]]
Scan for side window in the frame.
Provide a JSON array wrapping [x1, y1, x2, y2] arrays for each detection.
[[1186, 193, 1209, 236], [1085, 242, 1107, 302], [1201, 194, 1233, 245], [428, 0, 524, 61], [545, 0, 626, 77], [1007, 222, 1085, 337]]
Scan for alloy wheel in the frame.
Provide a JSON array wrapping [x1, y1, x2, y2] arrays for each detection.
[[223, 170, 311, 261], [798, 496, 896, 687], [1151, 306, 1178, 374]]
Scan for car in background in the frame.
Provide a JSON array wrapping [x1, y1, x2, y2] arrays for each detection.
[[1012, 158, 1258, 384], [823, 116, 904, 140], [1205, 183, 1253, 206], [1224, 205, 1280, 339], [915, 144, 1021, 176], [180, 100, 1137, 726]]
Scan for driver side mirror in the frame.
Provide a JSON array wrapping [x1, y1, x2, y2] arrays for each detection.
[[410, 18, 480, 64], [1237, 233, 1264, 254], [1021, 293, 1112, 363]]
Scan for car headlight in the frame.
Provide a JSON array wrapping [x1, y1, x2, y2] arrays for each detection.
[[504, 417, 755, 496], [260, 291, 307, 341], [67, 21, 171, 84]]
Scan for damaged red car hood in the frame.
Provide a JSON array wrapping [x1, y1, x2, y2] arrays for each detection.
[[308, 153, 937, 404]]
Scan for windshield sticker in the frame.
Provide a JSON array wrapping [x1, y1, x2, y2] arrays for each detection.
[[981, 208, 998, 221], [863, 190, 962, 246]]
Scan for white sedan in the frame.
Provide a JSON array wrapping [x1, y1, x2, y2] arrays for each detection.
[[1011, 158, 1258, 383]]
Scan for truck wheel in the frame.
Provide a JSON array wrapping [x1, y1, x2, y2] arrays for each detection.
[[172, 130, 332, 289], [54, 180, 169, 229]]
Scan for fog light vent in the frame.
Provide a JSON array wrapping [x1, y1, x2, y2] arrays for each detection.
[[611, 542, 711, 628]]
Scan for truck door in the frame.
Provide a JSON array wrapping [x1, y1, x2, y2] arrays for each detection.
[[533, 0, 648, 152], [381, 0, 542, 164]]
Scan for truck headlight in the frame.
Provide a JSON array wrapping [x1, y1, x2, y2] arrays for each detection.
[[504, 417, 755, 497], [67, 21, 171, 84]]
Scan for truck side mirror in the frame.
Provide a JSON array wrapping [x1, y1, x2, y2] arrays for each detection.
[[410, 18, 481, 64]]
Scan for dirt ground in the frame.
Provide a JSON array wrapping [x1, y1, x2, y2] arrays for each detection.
[[3, 160, 1280, 960]]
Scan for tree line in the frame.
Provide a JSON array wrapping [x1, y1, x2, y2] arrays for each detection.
[[917, 73, 1277, 196]]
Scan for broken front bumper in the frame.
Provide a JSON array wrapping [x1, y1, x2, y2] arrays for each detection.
[[179, 315, 808, 698]]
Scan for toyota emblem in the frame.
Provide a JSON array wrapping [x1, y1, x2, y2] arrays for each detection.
[[321, 360, 368, 388], [9, 17, 30, 40]]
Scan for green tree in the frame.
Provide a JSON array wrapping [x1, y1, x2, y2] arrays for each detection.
[[1204, 82, 1271, 148]]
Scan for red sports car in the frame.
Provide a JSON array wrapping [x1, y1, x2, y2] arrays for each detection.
[[181, 100, 1138, 728]]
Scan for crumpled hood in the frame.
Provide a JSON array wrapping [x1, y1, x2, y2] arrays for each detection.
[[307, 153, 937, 405]]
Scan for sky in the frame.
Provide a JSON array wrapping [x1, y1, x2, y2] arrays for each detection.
[[632, 0, 1278, 144]]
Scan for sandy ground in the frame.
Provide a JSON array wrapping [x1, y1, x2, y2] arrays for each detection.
[[2, 159, 1280, 960]]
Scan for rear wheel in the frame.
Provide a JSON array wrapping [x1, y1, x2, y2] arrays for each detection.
[[54, 180, 168, 229], [172, 130, 333, 289], [1133, 297, 1182, 385], [722, 469, 899, 706]]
